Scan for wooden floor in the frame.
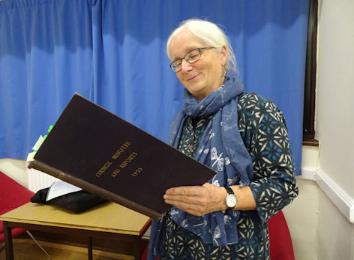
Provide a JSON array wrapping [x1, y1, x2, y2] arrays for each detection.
[[0, 238, 134, 260]]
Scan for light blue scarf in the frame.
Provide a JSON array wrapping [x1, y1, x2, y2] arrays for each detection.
[[169, 75, 254, 246]]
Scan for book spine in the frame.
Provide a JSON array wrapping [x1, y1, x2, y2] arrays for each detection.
[[28, 160, 161, 219]]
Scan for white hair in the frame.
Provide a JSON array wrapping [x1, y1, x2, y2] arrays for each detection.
[[166, 19, 237, 73]]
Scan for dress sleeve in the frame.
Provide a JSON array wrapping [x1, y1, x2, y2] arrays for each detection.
[[238, 93, 299, 223]]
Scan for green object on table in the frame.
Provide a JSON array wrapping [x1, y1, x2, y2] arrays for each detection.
[[27, 124, 54, 161]]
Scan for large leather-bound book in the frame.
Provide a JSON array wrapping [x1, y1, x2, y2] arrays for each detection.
[[28, 94, 215, 219]]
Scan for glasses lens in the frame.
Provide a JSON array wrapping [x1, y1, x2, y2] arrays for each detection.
[[170, 60, 182, 72], [186, 49, 201, 63]]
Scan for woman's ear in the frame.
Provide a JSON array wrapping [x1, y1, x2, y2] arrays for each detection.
[[220, 45, 228, 66]]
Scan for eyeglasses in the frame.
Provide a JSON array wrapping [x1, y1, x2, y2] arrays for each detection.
[[169, 47, 215, 72]]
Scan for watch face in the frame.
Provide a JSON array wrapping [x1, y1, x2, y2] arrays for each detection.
[[226, 194, 237, 208]]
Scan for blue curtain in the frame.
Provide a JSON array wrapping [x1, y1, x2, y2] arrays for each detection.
[[0, 0, 309, 175]]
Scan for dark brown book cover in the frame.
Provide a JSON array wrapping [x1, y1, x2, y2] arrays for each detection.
[[28, 94, 215, 219]]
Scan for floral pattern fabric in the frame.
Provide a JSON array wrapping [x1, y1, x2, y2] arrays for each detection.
[[160, 93, 299, 259]]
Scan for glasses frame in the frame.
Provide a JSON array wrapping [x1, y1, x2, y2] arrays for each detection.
[[169, 47, 215, 72]]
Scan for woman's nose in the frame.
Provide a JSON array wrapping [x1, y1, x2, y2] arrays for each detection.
[[180, 59, 193, 72]]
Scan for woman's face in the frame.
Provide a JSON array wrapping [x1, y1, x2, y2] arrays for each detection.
[[168, 29, 227, 100]]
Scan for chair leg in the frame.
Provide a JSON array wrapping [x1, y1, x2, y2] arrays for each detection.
[[26, 230, 52, 260]]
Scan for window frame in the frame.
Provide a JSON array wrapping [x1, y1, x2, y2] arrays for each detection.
[[303, 0, 319, 146]]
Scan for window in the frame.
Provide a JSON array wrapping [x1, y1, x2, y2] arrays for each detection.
[[303, 0, 318, 146]]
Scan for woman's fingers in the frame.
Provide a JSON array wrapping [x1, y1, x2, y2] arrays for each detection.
[[163, 184, 226, 215]]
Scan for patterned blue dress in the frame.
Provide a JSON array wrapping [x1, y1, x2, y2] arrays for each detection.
[[159, 93, 299, 259]]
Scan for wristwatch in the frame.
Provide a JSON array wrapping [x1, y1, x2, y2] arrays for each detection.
[[225, 186, 237, 209]]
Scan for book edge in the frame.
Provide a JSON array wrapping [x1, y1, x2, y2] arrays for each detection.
[[28, 160, 162, 219]]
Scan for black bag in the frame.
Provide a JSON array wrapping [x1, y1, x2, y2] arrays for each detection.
[[31, 188, 107, 213]]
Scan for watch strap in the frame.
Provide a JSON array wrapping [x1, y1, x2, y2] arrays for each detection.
[[225, 186, 234, 195]]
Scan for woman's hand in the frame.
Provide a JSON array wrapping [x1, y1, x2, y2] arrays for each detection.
[[163, 183, 227, 216], [164, 184, 257, 216]]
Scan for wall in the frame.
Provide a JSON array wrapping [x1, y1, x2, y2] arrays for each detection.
[[317, 0, 354, 199], [315, 0, 354, 259], [286, 1, 354, 259], [284, 177, 319, 260]]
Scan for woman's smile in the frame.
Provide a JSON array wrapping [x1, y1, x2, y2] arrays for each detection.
[[187, 73, 200, 82]]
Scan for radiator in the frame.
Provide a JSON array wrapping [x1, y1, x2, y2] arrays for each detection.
[[27, 168, 59, 193]]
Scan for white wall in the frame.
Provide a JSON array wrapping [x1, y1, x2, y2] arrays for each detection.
[[284, 177, 319, 260], [317, 0, 354, 199], [317, 189, 354, 260], [279, 1, 354, 259], [315, 0, 354, 259]]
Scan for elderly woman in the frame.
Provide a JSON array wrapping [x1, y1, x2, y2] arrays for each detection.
[[148, 19, 298, 260]]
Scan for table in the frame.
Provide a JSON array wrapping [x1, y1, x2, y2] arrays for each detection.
[[0, 202, 151, 260]]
